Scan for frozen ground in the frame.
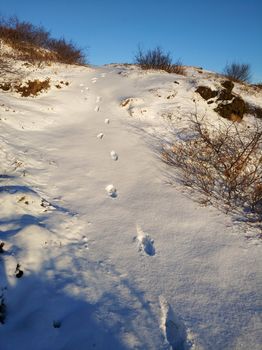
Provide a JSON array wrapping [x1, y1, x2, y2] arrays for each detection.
[[0, 61, 261, 350]]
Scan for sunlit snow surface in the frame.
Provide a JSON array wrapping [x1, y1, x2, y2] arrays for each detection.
[[0, 55, 261, 349]]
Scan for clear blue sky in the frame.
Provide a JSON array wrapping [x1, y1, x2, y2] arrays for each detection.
[[1, 0, 262, 82]]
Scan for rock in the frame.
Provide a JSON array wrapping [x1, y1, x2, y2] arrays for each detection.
[[0, 298, 6, 324], [0, 242, 4, 253], [16, 270, 24, 278], [0, 82, 11, 91], [215, 96, 246, 120], [15, 264, 24, 278], [217, 88, 234, 101], [217, 80, 235, 101], [221, 80, 234, 92], [196, 86, 218, 100]]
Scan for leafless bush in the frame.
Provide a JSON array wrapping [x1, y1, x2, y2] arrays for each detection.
[[134, 46, 185, 74], [246, 102, 262, 119], [49, 38, 85, 64], [162, 115, 262, 221], [0, 57, 26, 83], [223, 62, 251, 83], [0, 16, 49, 47], [0, 16, 86, 64], [0, 58, 13, 77]]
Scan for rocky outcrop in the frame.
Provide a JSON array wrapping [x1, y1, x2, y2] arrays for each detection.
[[214, 96, 246, 120], [196, 80, 247, 121], [195, 86, 218, 100]]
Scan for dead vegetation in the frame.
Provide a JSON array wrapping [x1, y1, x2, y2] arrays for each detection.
[[162, 115, 262, 222], [246, 103, 262, 119], [0, 16, 86, 65], [0, 78, 50, 96], [134, 46, 185, 75], [223, 62, 251, 83], [14, 79, 50, 97], [0, 56, 26, 82]]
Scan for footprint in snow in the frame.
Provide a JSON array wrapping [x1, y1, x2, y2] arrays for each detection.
[[136, 225, 155, 256], [105, 184, 117, 198], [159, 296, 194, 350], [104, 118, 110, 124], [81, 236, 89, 250], [110, 151, 118, 161], [94, 106, 100, 112], [97, 133, 104, 139]]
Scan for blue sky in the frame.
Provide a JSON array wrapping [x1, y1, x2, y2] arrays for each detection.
[[1, 0, 262, 82]]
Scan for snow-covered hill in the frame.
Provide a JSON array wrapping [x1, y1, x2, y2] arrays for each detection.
[[0, 56, 261, 350]]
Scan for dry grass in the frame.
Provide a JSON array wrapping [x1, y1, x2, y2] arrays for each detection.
[[0, 78, 50, 96], [168, 60, 185, 75], [14, 79, 50, 97], [134, 46, 185, 75], [0, 16, 86, 65]]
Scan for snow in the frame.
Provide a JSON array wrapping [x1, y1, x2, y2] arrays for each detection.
[[105, 184, 118, 198], [0, 59, 261, 350], [110, 151, 118, 161]]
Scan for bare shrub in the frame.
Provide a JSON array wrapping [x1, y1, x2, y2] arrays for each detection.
[[223, 62, 251, 83], [49, 38, 85, 64], [134, 46, 185, 74], [162, 115, 262, 221], [246, 102, 262, 119], [0, 16, 86, 64], [0, 16, 49, 47], [0, 56, 25, 80]]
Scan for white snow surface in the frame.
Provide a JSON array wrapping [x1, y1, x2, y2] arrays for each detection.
[[0, 61, 261, 350]]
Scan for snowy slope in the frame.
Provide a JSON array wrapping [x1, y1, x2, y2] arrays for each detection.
[[0, 61, 261, 350]]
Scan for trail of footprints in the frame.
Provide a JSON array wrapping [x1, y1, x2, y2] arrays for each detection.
[[87, 77, 118, 199], [84, 76, 158, 257], [87, 77, 159, 258], [83, 76, 157, 257], [80, 77, 117, 196], [78, 75, 195, 349]]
